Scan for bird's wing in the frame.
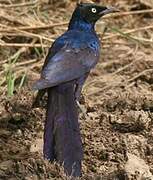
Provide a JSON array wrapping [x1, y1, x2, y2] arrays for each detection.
[[33, 45, 99, 90], [42, 36, 67, 69], [32, 34, 67, 106]]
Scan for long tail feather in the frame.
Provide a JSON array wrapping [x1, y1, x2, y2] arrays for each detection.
[[43, 82, 83, 177]]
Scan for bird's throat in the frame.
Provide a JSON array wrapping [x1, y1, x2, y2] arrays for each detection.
[[68, 18, 95, 32]]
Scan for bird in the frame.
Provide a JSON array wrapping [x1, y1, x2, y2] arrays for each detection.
[[33, 2, 117, 177]]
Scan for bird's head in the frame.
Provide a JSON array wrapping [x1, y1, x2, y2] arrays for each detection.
[[73, 3, 118, 24]]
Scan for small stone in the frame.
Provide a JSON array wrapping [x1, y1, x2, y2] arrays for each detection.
[[25, 175, 38, 180], [125, 153, 153, 179], [16, 129, 22, 136], [0, 160, 13, 171]]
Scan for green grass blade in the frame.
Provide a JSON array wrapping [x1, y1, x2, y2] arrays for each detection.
[[18, 73, 26, 89], [7, 71, 15, 97], [108, 26, 142, 44], [34, 47, 41, 57]]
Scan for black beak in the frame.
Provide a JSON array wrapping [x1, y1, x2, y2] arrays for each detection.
[[99, 7, 119, 16]]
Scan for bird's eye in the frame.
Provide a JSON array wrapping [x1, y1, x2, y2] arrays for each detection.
[[91, 8, 97, 13]]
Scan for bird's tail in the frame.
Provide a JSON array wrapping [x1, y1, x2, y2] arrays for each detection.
[[43, 82, 83, 177]]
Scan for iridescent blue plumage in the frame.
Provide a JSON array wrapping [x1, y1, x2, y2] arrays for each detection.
[[33, 3, 117, 177]]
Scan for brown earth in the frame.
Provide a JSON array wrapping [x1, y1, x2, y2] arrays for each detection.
[[0, 0, 153, 179]]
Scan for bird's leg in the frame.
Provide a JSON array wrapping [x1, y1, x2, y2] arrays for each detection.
[[75, 72, 89, 101], [32, 89, 46, 108], [75, 73, 89, 119], [76, 100, 88, 120]]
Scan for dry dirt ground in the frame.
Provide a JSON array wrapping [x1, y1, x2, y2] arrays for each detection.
[[0, 0, 153, 179]]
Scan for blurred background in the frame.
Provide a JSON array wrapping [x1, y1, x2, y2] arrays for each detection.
[[0, 0, 153, 179]]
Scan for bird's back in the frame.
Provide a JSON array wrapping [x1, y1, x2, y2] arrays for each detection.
[[33, 29, 100, 90]]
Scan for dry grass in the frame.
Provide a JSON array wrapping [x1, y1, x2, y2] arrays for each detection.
[[0, 0, 153, 97], [0, 0, 153, 96]]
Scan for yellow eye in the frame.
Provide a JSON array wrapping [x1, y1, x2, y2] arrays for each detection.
[[91, 8, 97, 13]]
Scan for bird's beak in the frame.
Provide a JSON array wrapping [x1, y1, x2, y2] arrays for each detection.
[[99, 7, 119, 16]]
